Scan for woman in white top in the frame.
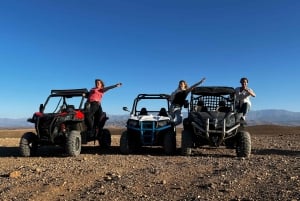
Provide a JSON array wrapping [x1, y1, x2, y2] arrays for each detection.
[[235, 77, 256, 121]]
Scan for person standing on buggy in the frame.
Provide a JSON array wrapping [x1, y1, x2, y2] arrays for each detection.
[[170, 77, 205, 126], [86, 79, 122, 133], [235, 77, 256, 122]]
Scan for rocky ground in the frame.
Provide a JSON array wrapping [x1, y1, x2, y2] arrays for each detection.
[[0, 125, 299, 201]]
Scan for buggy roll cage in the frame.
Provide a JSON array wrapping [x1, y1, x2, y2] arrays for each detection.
[[190, 86, 236, 112], [128, 94, 171, 116], [39, 88, 89, 113]]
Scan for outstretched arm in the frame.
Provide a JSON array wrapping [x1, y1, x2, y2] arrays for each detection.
[[187, 77, 206, 93], [103, 83, 122, 92]]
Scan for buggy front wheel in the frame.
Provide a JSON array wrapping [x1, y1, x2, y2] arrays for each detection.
[[65, 130, 81, 157], [120, 131, 130, 154], [163, 132, 176, 155], [181, 130, 193, 156], [98, 129, 111, 148], [236, 131, 251, 157], [19, 132, 38, 157]]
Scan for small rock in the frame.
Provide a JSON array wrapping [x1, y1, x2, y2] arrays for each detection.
[[9, 170, 21, 178]]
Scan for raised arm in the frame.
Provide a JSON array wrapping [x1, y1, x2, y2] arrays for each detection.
[[186, 77, 206, 93], [103, 83, 122, 92]]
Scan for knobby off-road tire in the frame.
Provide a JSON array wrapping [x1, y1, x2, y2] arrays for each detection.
[[163, 132, 176, 155], [120, 131, 130, 154], [236, 131, 251, 157], [65, 130, 81, 157], [19, 132, 38, 157], [99, 129, 111, 149], [181, 130, 193, 156]]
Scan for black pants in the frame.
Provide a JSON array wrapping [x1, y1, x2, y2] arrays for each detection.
[[237, 102, 250, 116], [86, 102, 103, 131]]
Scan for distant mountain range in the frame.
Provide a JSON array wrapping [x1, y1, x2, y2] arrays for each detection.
[[246, 109, 300, 126], [0, 109, 300, 129]]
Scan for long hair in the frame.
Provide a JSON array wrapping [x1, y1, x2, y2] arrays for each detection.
[[95, 79, 105, 87], [178, 80, 188, 89]]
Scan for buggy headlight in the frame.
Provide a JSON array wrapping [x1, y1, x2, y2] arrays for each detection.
[[225, 113, 235, 126], [127, 119, 139, 128], [158, 120, 168, 127]]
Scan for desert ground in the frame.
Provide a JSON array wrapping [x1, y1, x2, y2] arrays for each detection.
[[0, 125, 299, 201]]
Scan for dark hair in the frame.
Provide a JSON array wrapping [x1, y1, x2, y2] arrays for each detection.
[[95, 79, 105, 87], [240, 77, 248, 84], [178, 80, 188, 89]]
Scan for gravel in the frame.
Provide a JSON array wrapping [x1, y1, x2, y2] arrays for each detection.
[[0, 125, 299, 201]]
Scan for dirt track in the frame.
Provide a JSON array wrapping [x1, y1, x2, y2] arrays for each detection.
[[0, 125, 299, 201]]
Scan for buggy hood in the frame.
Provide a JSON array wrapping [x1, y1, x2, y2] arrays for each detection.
[[130, 114, 170, 121]]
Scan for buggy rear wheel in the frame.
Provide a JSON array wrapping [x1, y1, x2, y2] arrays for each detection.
[[236, 131, 251, 157], [65, 130, 81, 157], [181, 130, 193, 156], [19, 132, 38, 157]]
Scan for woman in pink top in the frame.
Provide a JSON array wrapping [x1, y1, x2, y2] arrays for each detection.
[[86, 79, 122, 131]]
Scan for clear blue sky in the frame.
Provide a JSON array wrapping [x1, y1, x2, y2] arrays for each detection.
[[1, 0, 299, 118]]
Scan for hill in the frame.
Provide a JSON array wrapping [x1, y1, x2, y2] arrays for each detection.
[[1, 109, 300, 129]]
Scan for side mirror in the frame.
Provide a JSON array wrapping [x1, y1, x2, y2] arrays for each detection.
[[123, 107, 129, 112]]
